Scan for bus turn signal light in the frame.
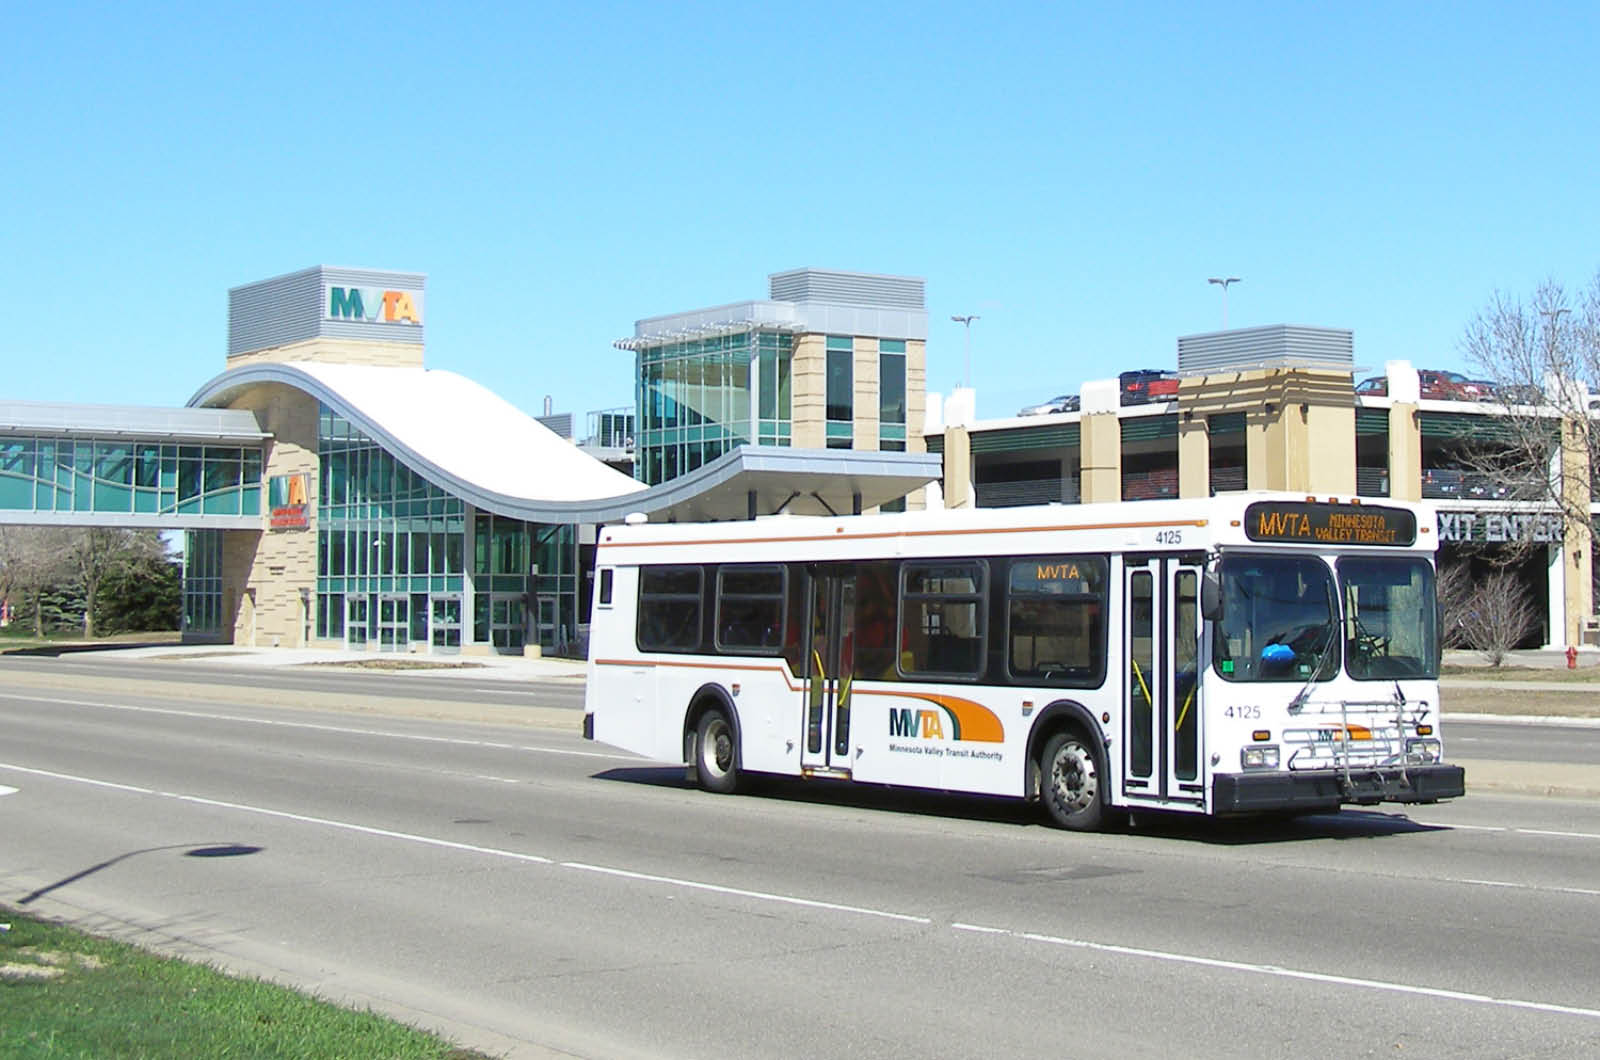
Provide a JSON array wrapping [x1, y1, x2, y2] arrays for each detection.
[[1252, 730, 1271, 742]]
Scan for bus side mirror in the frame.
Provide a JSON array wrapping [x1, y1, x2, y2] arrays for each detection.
[[1200, 573, 1222, 621]]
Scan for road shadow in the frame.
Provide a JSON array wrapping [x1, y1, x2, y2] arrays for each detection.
[[1, 639, 181, 658], [16, 842, 263, 905], [590, 765, 1448, 842]]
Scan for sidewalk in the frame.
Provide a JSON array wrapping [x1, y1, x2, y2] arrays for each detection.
[[101, 643, 588, 680]]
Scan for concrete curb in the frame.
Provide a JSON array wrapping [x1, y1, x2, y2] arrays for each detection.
[[1454, 758, 1600, 801]]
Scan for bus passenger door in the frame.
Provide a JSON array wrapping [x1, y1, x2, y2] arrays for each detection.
[[802, 567, 856, 774], [1122, 557, 1204, 804]]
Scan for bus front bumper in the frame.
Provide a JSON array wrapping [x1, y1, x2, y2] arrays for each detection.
[[1213, 764, 1466, 814]]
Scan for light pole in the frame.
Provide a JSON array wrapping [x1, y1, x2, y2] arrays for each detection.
[[950, 314, 979, 388], [1208, 277, 1241, 329]]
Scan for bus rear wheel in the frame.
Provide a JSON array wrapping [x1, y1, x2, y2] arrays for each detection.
[[1041, 731, 1103, 831], [695, 709, 740, 794]]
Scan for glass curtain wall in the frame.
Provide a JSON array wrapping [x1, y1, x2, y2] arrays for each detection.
[[316, 408, 466, 650], [182, 529, 224, 636], [1, 437, 261, 516], [636, 329, 792, 485], [470, 513, 578, 653], [316, 408, 579, 655]]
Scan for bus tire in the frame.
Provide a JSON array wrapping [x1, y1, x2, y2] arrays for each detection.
[[1041, 730, 1103, 831], [695, 708, 740, 794]]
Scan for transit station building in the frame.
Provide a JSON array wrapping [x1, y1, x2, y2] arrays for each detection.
[[3, 266, 1594, 652]]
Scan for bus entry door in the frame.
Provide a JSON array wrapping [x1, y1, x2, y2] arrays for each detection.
[[802, 568, 856, 773], [1122, 557, 1204, 804]]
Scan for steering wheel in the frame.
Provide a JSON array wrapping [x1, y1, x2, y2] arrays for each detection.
[[1352, 617, 1390, 657]]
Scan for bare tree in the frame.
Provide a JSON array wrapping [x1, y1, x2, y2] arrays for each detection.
[[1436, 559, 1475, 651], [60, 528, 169, 639], [1456, 569, 1539, 667], [0, 527, 69, 634], [1460, 272, 1600, 530]]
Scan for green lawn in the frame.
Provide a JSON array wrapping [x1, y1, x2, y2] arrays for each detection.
[[1440, 663, 1600, 682], [1, 907, 493, 1059]]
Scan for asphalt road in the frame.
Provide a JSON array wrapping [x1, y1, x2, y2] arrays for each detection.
[[3, 661, 1600, 1059]]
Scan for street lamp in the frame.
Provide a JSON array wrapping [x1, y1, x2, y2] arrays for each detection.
[[950, 314, 979, 388], [1208, 277, 1241, 329]]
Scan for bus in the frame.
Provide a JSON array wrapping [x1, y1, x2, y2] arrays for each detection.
[[582, 493, 1464, 830]]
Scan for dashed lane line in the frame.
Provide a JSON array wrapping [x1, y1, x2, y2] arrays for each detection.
[[4, 761, 1600, 1025]]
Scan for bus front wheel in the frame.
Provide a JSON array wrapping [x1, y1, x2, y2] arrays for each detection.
[[695, 709, 740, 794], [1041, 731, 1103, 831]]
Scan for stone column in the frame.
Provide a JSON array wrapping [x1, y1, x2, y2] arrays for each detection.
[[1178, 414, 1209, 498], [942, 426, 972, 509]]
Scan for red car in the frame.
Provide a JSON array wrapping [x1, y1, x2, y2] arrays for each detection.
[[1355, 370, 1494, 402], [1421, 369, 1496, 401], [1120, 369, 1178, 405]]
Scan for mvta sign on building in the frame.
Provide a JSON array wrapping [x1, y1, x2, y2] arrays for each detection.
[[228, 266, 427, 363]]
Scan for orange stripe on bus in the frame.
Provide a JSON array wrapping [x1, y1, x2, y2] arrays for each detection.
[[599, 518, 1208, 550]]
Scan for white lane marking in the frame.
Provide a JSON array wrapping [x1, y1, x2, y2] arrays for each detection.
[[1415, 819, 1600, 841], [0, 785, 17, 797], [471, 688, 542, 696], [5, 761, 1600, 1022], [172, 794, 554, 864], [952, 922, 1009, 934], [0, 763, 154, 795], [0, 691, 633, 761], [561, 861, 931, 925], [1012, 930, 1600, 1021], [1517, 827, 1600, 840], [1454, 878, 1600, 897]]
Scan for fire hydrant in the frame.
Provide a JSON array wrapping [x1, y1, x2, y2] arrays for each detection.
[[1567, 645, 1578, 670]]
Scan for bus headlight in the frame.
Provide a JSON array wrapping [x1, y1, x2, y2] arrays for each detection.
[[1406, 738, 1442, 763], [1241, 745, 1280, 770]]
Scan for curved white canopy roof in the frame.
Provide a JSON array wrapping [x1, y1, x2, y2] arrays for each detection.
[[188, 361, 939, 524], [189, 362, 647, 522]]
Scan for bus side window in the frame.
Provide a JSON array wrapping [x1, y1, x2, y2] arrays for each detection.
[[899, 560, 986, 679], [1004, 555, 1107, 685], [638, 565, 703, 652], [597, 568, 614, 607], [714, 565, 786, 655]]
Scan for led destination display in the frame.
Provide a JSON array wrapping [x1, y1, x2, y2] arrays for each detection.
[[1243, 501, 1417, 547]]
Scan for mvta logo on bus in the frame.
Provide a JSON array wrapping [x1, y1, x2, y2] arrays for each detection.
[[326, 286, 423, 326], [889, 708, 948, 740]]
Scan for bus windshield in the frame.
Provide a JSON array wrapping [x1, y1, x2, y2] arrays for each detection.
[[1338, 556, 1438, 680], [1214, 555, 1338, 682]]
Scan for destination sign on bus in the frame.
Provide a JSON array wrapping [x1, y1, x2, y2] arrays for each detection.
[[1243, 502, 1416, 546]]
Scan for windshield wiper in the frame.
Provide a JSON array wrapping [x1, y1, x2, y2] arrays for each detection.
[[1288, 623, 1339, 714]]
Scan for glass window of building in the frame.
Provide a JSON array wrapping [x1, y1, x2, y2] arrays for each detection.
[[636, 330, 792, 485], [879, 341, 906, 426], [826, 336, 853, 424]]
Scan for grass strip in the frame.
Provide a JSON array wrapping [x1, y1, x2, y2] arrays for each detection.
[[1, 906, 492, 1059], [1441, 663, 1600, 682]]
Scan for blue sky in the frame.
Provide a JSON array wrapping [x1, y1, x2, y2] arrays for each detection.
[[5, 1, 1596, 423]]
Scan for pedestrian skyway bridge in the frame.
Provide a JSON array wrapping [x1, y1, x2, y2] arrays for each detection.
[[0, 400, 269, 530]]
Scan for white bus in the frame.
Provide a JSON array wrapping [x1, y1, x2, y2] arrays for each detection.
[[582, 493, 1464, 830]]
